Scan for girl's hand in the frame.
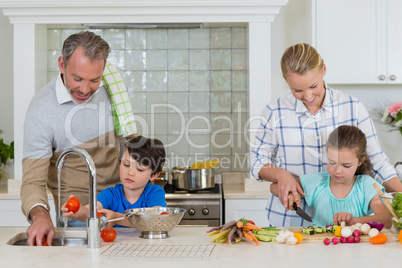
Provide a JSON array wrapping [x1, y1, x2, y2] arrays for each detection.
[[333, 212, 353, 226]]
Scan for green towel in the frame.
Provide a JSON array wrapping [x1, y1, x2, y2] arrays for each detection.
[[102, 62, 137, 136]]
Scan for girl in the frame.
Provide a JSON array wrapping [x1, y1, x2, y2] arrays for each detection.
[[271, 125, 392, 228]]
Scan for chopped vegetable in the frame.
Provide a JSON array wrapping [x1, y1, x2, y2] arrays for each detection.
[[293, 233, 303, 244], [334, 226, 342, 237], [360, 223, 371, 235], [368, 228, 380, 238], [369, 233, 387, 244], [366, 222, 384, 232], [341, 226, 353, 238]]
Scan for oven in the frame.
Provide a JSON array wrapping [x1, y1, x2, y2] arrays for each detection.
[[164, 183, 222, 227]]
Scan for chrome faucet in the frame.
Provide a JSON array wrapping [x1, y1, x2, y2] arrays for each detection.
[[56, 147, 101, 249]]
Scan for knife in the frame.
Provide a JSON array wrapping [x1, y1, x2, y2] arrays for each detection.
[[293, 202, 312, 222]]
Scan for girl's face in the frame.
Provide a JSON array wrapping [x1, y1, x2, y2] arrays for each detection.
[[119, 149, 159, 191], [327, 147, 362, 185], [285, 65, 327, 114]]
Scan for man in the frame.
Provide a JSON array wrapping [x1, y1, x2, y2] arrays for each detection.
[[21, 31, 135, 246]]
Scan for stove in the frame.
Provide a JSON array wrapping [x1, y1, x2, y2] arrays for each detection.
[[164, 184, 222, 227]]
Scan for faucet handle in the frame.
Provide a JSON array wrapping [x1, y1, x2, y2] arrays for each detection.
[[99, 216, 109, 231]]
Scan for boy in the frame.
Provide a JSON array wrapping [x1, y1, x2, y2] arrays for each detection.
[[62, 135, 166, 227]]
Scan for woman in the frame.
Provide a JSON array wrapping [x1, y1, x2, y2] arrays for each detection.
[[250, 43, 402, 227]]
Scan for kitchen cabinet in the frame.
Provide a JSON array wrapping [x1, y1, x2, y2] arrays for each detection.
[[314, 0, 402, 84], [0, 199, 56, 227], [225, 199, 270, 227]]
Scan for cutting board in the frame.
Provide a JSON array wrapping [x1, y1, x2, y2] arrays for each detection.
[[288, 227, 397, 243]]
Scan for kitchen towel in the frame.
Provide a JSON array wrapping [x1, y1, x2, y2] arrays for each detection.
[[102, 62, 137, 137]]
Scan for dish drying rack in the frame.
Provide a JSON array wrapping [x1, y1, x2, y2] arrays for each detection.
[[101, 243, 215, 259]]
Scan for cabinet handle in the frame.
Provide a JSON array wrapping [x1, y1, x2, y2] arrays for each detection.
[[390, 75, 396, 81], [378, 75, 386, 81]]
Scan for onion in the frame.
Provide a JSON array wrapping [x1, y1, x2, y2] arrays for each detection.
[[360, 223, 371, 235], [366, 222, 384, 232]]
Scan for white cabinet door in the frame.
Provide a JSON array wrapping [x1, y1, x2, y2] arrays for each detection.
[[314, 0, 402, 84], [225, 199, 270, 227]]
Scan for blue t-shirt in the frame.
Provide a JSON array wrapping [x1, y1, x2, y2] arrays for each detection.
[[97, 182, 166, 226], [300, 172, 384, 226]]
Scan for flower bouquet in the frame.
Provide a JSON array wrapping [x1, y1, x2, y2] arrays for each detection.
[[381, 101, 402, 134]]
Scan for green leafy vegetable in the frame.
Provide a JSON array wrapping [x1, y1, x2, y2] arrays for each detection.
[[391, 193, 402, 230]]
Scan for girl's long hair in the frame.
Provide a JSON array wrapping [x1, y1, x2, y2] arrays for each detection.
[[327, 125, 373, 176]]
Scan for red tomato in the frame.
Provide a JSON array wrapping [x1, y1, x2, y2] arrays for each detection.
[[66, 197, 80, 213], [247, 220, 255, 225], [97, 212, 104, 217], [160, 212, 170, 215], [101, 229, 117, 242], [34, 236, 49, 246]]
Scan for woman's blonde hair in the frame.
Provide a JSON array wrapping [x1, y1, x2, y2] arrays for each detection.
[[280, 43, 324, 79]]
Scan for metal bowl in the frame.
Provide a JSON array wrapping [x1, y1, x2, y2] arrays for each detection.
[[124, 207, 186, 239]]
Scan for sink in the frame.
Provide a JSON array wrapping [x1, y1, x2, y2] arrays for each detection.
[[7, 227, 87, 246]]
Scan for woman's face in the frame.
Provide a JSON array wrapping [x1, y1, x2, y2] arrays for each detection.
[[285, 65, 327, 114]]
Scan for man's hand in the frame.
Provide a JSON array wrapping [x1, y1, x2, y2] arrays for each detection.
[[276, 171, 305, 210], [26, 206, 54, 246]]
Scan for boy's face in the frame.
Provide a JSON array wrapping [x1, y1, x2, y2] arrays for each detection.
[[119, 149, 159, 191]]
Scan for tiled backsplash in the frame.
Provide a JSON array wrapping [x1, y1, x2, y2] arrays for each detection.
[[47, 26, 249, 173]]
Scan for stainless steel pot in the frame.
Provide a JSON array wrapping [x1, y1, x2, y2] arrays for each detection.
[[172, 166, 215, 190]]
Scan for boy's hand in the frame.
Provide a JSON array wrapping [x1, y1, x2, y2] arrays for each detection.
[[98, 208, 119, 229], [61, 194, 82, 219], [333, 212, 353, 226]]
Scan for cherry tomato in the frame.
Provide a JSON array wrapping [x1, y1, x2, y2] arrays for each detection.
[[97, 212, 104, 217], [101, 229, 117, 242], [34, 236, 49, 246], [247, 220, 255, 225], [66, 197, 80, 213], [160, 212, 170, 215]]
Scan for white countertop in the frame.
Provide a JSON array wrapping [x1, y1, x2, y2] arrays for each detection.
[[1, 226, 401, 267]]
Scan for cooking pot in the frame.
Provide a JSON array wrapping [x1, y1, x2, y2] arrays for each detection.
[[171, 166, 215, 190]]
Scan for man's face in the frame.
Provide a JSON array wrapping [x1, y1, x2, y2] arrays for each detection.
[[58, 46, 104, 104]]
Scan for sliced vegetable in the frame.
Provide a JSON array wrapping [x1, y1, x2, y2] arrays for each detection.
[[360, 223, 371, 235], [369, 233, 387, 244], [334, 226, 342, 237], [366, 222, 384, 232], [293, 233, 303, 244], [368, 228, 380, 238]]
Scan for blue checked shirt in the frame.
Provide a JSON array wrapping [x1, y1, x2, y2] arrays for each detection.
[[250, 86, 397, 227]]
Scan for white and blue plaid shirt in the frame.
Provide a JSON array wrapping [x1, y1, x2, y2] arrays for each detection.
[[250, 86, 397, 227]]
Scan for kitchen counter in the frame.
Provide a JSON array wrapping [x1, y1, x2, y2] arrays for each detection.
[[222, 172, 270, 199], [1, 226, 401, 267]]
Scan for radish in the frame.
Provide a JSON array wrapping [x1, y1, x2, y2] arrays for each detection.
[[340, 237, 347, 243], [352, 229, 362, 237], [347, 236, 354, 243], [332, 237, 339, 245], [354, 236, 361, 243], [323, 238, 331, 245]]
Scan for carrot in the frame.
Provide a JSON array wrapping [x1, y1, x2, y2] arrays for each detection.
[[227, 226, 238, 246], [242, 230, 253, 241], [220, 220, 237, 232], [236, 221, 243, 229], [244, 223, 263, 231], [236, 228, 243, 241], [246, 230, 260, 246]]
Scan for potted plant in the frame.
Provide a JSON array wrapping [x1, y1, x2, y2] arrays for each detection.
[[0, 130, 14, 180]]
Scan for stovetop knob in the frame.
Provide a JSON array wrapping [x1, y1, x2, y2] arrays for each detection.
[[202, 207, 209, 215], [188, 208, 196, 216]]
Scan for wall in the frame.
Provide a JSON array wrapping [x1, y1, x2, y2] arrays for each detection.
[[270, 0, 402, 164], [1, 0, 401, 181]]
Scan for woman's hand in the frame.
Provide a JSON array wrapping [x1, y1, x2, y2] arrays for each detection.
[[277, 171, 305, 210], [333, 212, 353, 226]]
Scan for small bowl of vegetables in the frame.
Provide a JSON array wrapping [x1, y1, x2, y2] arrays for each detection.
[[390, 193, 402, 231]]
